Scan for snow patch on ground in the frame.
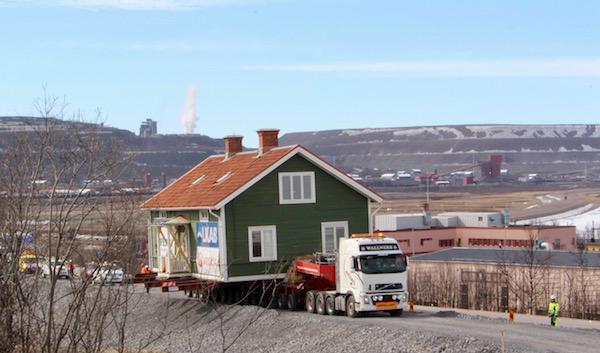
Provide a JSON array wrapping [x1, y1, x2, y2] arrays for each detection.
[[340, 128, 395, 136], [518, 203, 600, 233]]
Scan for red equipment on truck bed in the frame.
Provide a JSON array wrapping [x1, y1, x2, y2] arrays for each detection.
[[294, 259, 336, 284]]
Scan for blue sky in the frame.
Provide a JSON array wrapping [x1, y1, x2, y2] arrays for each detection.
[[1, 0, 600, 146]]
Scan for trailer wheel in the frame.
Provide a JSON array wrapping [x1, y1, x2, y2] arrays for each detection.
[[316, 292, 326, 315], [234, 288, 243, 304], [325, 295, 337, 315], [249, 292, 259, 306], [277, 293, 288, 310], [287, 294, 298, 311], [218, 289, 227, 304], [346, 295, 358, 318], [305, 291, 316, 313], [225, 288, 235, 305]]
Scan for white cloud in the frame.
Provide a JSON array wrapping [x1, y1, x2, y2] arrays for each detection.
[[1, 0, 258, 10], [239, 59, 600, 77]]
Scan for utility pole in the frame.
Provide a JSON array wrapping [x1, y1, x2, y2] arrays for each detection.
[[426, 169, 430, 203]]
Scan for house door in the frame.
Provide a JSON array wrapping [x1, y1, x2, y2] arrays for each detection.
[[158, 226, 169, 273], [169, 225, 190, 273], [158, 225, 190, 273], [321, 221, 349, 254]]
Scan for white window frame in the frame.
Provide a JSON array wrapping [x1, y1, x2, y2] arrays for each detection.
[[278, 171, 316, 204], [248, 225, 278, 262], [321, 221, 349, 253]]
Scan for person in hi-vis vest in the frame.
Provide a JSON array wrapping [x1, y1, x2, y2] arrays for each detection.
[[548, 294, 560, 326]]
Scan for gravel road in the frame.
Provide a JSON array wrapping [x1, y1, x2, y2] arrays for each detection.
[[116, 286, 599, 353]]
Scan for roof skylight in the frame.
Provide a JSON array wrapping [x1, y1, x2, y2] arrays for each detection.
[[190, 175, 206, 186], [215, 172, 233, 184]]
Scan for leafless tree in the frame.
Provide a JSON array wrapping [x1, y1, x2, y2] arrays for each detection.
[[0, 91, 144, 353], [496, 229, 552, 314], [0, 91, 286, 353]]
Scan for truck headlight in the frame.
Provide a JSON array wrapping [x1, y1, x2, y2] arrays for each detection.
[[402, 293, 408, 301], [392, 295, 398, 300], [361, 295, 370, 304]]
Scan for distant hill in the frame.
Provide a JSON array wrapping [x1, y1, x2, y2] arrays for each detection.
[[0, 116, 224, 180], [280, 124, 600, 177]]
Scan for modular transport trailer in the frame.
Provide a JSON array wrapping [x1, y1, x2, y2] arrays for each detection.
[[276, 234, 408, 317], [138, 234, 409, 318]]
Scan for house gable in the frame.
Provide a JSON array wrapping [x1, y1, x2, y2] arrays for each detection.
[[225, 154, 370, 278]]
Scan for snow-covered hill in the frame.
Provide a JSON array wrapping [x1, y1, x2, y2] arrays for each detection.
[[281, 124, 600, 176]]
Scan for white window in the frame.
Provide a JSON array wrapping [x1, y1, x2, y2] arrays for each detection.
[[321, 221, 348, 253], [248, 225, 277, 262], [279, 172, 316, 204]]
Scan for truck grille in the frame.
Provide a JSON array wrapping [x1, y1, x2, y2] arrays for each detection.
[[375, 283, 403, 291]]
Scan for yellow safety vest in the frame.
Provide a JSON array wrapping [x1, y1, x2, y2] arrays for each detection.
[[548, 302, 560, 316]]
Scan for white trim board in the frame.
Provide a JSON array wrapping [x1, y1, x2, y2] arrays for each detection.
[[225, 273, 286, 283]]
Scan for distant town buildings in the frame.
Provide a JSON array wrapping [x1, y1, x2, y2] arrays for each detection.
[[139, 118, 157, 137], [375, 210, 577, 255]]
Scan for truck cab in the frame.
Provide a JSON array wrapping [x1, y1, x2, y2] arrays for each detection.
[[336, 234, 408, 316]]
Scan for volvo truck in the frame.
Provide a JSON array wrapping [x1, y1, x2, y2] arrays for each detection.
[[275, 233, 408, 317]]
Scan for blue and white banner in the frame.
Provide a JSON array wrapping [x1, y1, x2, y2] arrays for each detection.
[[197, 221, 219, 248], [196, 221, 220, 277]]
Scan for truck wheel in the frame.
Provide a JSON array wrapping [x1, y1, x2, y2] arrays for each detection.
[[316, 292, 326, 315], [305, 291, 316, 313], [346, 295, 358, 318], [389, 309, 403, 317], [325, 295, 337, 315], [287, 294, 298, 311], [277, 293, 288, 310]]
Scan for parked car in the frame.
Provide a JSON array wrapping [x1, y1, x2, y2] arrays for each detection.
[[92, 264, 124, 284], [19, 252, 40, 274], [41, 259, 70, 279]]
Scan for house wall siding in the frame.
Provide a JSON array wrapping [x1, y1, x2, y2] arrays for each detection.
[[225, 154, 369, 277]]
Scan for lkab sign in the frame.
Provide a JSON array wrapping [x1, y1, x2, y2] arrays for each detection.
[[197, 221, 218, 248]]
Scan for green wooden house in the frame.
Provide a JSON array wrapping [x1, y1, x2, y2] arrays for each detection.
[[140, 129, 383, 282]]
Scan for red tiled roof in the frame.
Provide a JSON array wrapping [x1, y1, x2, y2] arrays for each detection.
[[140, 145, 298, 209]]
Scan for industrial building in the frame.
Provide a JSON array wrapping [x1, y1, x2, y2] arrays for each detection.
[[375, 211, 577, 255], [409, 248, 600, 319], [139, 118, 158, 137]]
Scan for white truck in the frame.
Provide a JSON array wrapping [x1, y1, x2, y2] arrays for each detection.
[[276, 234, 409, 317]]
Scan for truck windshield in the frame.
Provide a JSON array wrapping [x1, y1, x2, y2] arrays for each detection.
[[359, 254, 406, 274]]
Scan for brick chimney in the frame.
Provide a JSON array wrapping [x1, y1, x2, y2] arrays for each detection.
[[257, 129, 279, 155], [224, 135, 243, 159]]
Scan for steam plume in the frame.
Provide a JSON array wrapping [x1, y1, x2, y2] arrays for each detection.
[[180, 85, 197, 134]]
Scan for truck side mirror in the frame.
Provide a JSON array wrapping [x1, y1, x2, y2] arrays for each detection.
[[403, 255, 408, 267]]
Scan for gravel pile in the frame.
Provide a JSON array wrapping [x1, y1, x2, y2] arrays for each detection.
[[115, 291, 520, 353]]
